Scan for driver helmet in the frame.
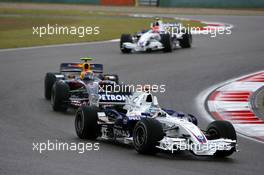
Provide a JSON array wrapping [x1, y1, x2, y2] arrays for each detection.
[[152, 25, 160, 33], [154, 17, 160, 26], [152, 18, 161, 32], [152, 17, 163, 33], [80, 71, 95, 81]]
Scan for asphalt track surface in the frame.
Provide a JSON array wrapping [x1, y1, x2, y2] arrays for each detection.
[[0, 15, 264, 175]]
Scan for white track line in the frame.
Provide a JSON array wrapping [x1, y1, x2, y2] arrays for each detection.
[[0, 39, 119, 53]]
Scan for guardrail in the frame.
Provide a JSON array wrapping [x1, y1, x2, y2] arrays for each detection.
[[138, 0, 158, 6]]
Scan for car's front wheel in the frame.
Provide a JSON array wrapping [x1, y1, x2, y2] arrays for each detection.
[[179, 32, 192, 48], [133, 118, 164, 154], [75, 106, 100, 139], [120, 34, 133, 53], [206, 120, 237, 157]]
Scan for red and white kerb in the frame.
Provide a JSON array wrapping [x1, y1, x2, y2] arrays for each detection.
[[207, 72, 264, 142]]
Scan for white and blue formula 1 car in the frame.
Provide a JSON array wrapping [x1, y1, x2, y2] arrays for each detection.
[[120, 19, 192, 53], [75, 91, 237, 157]]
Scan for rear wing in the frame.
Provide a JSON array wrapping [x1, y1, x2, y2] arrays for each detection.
[[60, 63, 103, 74]]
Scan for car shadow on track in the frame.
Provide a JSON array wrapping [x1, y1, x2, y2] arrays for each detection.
[[121, 46, 195, 55]]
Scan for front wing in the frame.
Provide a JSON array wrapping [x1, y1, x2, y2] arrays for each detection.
[[122, 41, 164, 52], [156, 137, 237, 156]]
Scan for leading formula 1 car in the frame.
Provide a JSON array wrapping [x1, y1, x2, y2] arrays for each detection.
[[44, 57, 125, 111], [75, 91, 237, 157], [120, 18, 192, 53]]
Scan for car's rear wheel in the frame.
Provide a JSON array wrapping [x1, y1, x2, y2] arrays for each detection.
[[206, 120, 237, 157], [44, 73, 58, 100], [160, 34, 172, 52], [120, 34, 133, 53], [51, 81, 70, 112], [75, 106, 100, 139], [133, 118, 164, 154]]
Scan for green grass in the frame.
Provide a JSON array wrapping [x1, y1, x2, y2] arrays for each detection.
[[0, 8, 205, 49], [0, 8, 125, 17]]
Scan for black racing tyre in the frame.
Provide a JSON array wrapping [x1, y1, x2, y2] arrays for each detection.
[[44, 73, 57, 100], [179, 33, 192, 48], [51, 81, 70, 112], [120, 34, 133, 53], [75, 106, 100, 140], [133, 118, 164, 154], [206, 120, 237, 157], [160, 34, 172, 52]]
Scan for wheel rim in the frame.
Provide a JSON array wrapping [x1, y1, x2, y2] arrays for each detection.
[[208, 128, 219, 139], [135, 125, 146, 146]]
